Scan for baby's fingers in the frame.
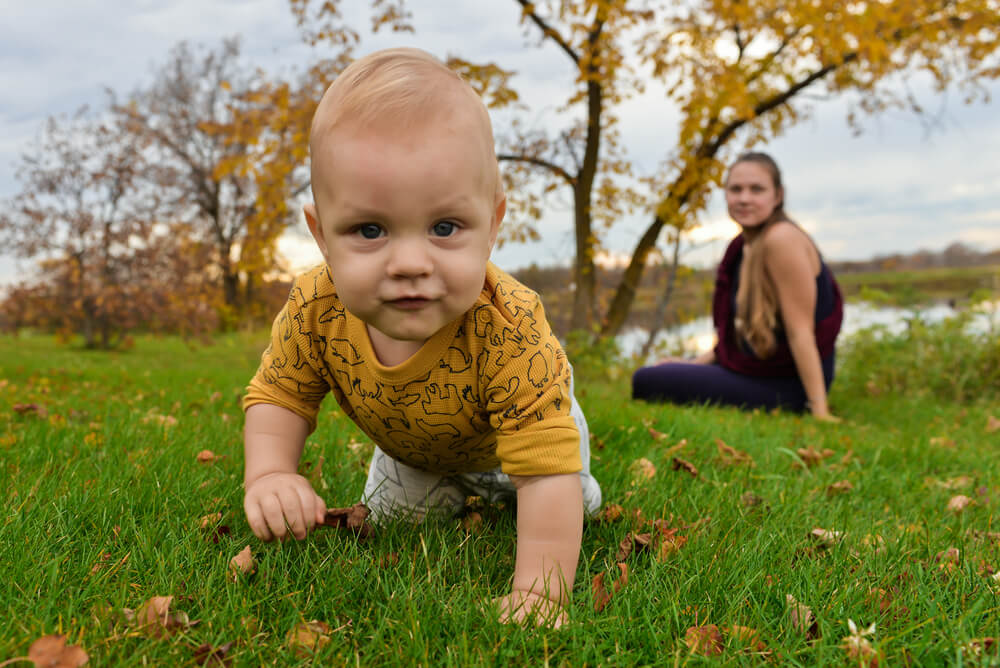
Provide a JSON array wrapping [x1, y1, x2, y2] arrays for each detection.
[[244, 498, 275, 542]]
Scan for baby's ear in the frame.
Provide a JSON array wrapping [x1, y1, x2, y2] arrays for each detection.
[[489, 193, 506, 249], [303, 203, 330, 262]]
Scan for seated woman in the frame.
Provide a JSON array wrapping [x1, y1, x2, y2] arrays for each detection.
[[632, 152, 843, 421]]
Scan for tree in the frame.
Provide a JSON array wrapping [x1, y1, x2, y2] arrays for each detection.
[[0, 108, 219, 347], [275, 1, 1000, 337], [115, 38, 304, 316]]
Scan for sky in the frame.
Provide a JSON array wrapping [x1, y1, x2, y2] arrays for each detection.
[[2, 1, 999, 291]]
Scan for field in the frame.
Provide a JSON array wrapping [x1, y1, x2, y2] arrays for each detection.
[[1, 322, 999, 666]]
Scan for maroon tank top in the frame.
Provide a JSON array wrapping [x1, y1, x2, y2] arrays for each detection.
[[712, 234, 843, 377]]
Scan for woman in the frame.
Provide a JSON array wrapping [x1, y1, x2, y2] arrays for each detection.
[[632, 152, 842, 421]]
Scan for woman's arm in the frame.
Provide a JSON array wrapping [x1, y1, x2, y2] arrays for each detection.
[[762, 227, 838, 420]]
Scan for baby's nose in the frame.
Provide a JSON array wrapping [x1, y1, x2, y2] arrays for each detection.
[[386, 238, 433, 278]]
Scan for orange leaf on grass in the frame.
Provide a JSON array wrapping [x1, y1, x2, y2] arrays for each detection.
[[135, 596, 194, 637], [786, 594, 820, 640], [229, 546, 256, 581], [12, 403, 47, 418], [196, 450, 224, 463], [193, 641, 233, 666], [462, 511, 483, 533], [647, 427, 668, 441], [671, 457, 698, 477], [615, 532, 652, 561], [592, 563, 628, 612], [795, 446, 834, 468], [652, 523, 688, 561], [685, 624, 724, 656], [629, 457, 656, 484], [947, 495, 973, 513], [26, 634, 89, 667], [809, 527, 844, 547], [715, 438, 755, 467], [826, 480, 855, 496], [986, 416, 1000, 433], [286, 620, 331, 657], [320, 503, 374, 540], [596, 503, 624, 522]]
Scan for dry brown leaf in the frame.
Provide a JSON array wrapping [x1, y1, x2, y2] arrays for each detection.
[[647, 427, 668, 441], [196, 449, 223, 463], [229, 546, 256, 580], [193, 641, 233, 666], [963, 637, 997, 656], [930, 436, 956, 448], [629, 457, 656, 484], [671, 457, 698, 477], [865, 380, 882, 397], [462, 512, 483, 533], [786, 594, 820, 640], [715, 438, 755, 467], [596, 503, 624, 522], [947, 495, 973, 513], [927, 475, 974, 490], [136, 596, 193, 637], [199, 512, 223, 529], [685, 624, 724, 656], [286, 620, 331, 657], [826, 480, 855, 496], [320, 503, 373, 540], [592, 562, 628, 612], [936, 546, 961, 564], [653, 525, 688, 561], [13, 402, 48, 418], [614, 532, 652, 561], [987, 416, 1000, 434], [740, 491, 767, 509], [727, 625, 769, 654], [26, 634, 89, 667], [796, 446, 835, 468]]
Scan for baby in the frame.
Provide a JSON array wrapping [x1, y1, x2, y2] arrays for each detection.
[[242, 47, 601, 626]]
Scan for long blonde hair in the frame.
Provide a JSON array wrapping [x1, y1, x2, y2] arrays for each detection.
[[730, 152, 790, 358]]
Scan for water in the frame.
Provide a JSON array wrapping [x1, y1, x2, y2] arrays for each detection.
[[618, 300, 1000, 363]]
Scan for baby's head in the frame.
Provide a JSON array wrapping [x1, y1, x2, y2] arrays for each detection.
[[303, 48, 507, 355]]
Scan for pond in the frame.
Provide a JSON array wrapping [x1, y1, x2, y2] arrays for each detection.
[[617, 300, 1000, 363]]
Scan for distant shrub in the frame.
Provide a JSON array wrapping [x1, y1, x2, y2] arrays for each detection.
[[838, 305, 1000, 402]]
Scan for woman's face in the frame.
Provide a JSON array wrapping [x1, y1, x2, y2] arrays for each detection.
[[725, 161, 783, 229]]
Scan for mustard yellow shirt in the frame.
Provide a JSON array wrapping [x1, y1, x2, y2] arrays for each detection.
[[243, 263, 582, 477]]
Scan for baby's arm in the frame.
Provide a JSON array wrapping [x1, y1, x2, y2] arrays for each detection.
[[243, 403, 327, 541], [499, 472, 584, 627]]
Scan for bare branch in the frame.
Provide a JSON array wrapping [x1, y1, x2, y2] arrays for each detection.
[[498, 153, 577, 187], [514, 0, 579, 64]]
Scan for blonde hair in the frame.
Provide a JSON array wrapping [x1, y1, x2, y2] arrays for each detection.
[[730, 152, 789, 358], [309, 47, 501, 200]]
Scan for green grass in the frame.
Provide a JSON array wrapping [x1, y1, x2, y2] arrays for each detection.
[[1, 330, 999, 666]]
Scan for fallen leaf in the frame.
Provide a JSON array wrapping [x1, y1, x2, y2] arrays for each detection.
[[926, 475, 974, 490], [947, 495, 973, 513], [596, 504, 624, 522], [740, 491, 767, 509], [196, 450, 223, 463], [464, 495, 485, 511], [27, 634, 89, 667], [685, 624, 724, 656], [715, 438, 755, 467], [629, 457, 656, 484], [286, 620, 331, 657], [962, 637, 997, 657], [13, 402, 47, 418], [935, 547, 961, 564], [786, 594, 820, 640], [592, 563, 628, 612], [229, 546, 256, 580], [614, 532, 652, 561], [379, 552, 400, 568], [199, 512, 223, 529], [209, 391, 223, 402], [987, 416, 1000, 433], [320, 503, 374, 540], [840, 619, 878, 666], [136, 596, 193, 637], [809, 527, 844, 547], [653, 524, 688, 561], [826, 480, 855, 496], [930, 436, 956, 448], [671, 457, 698, 477], [193, 641, 233, 666], [865, 380, 882, 396], [462, 511, 483, 533], [795, 446, 835, 468], [647, 427, 668, 441], [728, 625, 769, 654]]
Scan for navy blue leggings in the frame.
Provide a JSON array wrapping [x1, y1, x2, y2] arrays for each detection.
[[631, 353, 835, 412]]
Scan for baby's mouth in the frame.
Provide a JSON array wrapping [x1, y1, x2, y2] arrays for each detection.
[[387, 297, 432, 310]]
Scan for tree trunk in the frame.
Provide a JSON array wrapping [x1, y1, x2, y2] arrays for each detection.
[[600, 215, 665, 338]]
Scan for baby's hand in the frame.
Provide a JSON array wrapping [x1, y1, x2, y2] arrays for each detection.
[[243, 472, 326, 542], [495, 591, 567, 629]]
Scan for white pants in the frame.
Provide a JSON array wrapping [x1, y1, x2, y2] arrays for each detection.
[[361, 392, 602, 521]]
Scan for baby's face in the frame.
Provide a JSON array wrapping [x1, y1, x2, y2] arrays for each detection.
[[307, 112, 503, 350]]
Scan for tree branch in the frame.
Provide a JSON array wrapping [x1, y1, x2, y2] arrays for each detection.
[[497, 153, 577, 186], [514, 0, 579, 64]]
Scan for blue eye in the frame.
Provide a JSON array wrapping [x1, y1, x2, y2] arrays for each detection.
[[358, 224, 383, 239], [432, 221, 456, 237]]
